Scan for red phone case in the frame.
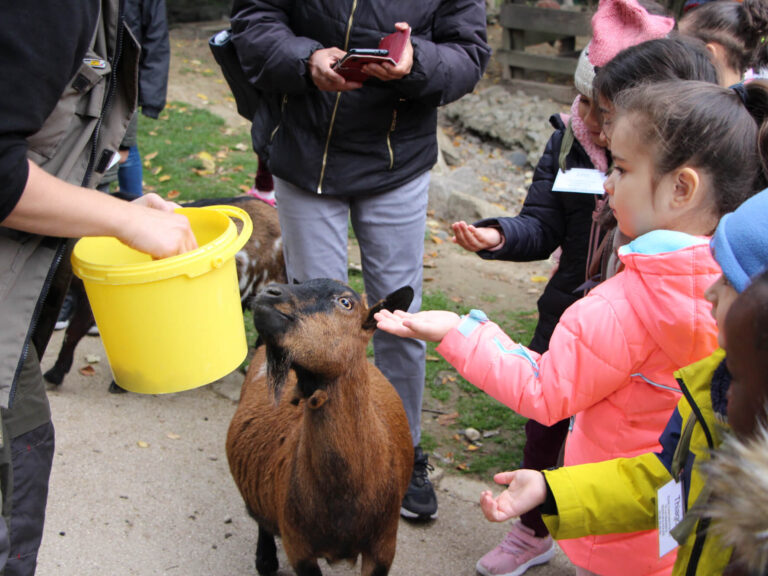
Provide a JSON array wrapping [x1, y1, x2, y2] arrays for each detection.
[[335, 27, 411, 82]]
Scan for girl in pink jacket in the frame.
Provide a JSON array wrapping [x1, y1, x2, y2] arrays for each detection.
[[376, 80, 768, 576]]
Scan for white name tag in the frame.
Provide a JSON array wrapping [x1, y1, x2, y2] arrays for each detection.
[[657, 479, 684, 557], [552, 168, 606, 195]]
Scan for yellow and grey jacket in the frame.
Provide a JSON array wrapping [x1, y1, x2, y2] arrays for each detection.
[[541, 349, 733, 575]]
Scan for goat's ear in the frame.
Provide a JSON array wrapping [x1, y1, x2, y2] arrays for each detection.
[[362, 286, 414, 331]]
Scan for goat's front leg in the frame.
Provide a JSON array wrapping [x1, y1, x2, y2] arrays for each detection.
[[293, 560, 322, 576], [361, 550, 393, 576], [255, 524, 279, 575]]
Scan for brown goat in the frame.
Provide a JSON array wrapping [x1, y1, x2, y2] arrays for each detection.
[[44, 196, 285, 390], [226, 279, 414, 576]]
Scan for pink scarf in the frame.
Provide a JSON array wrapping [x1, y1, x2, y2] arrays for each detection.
[[560, 97, 609, 173]]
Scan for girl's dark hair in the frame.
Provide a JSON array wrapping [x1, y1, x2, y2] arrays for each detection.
[[679, 0, 768, 74], [594, 36, 719, 103], [614, 79, 768, 217]]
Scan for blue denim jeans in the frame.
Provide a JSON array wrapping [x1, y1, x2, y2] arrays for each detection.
[[117, 145, 143, 198]]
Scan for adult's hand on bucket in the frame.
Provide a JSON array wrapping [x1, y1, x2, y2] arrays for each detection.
[[120, 194, 198, 258]]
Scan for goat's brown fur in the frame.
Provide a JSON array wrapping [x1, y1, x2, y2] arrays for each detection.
[[226, 279, 413, 576]]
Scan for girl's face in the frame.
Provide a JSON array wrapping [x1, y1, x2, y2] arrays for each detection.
[[705, 274, 739, 348], [597, 94, 615, 147], [603, 114, 676, 238], [577, 93, 607, 148]]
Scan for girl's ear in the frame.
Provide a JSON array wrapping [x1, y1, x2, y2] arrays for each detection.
[[671, 167, 701, 207]]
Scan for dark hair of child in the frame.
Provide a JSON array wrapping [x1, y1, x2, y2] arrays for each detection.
[[614, 79, 768, 219], [594, 36, 719, 104], [679, 0, 768, 74]]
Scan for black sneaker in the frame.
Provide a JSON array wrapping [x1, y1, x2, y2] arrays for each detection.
[[400, 445, 438, 520], [54, 291, 75, 330]]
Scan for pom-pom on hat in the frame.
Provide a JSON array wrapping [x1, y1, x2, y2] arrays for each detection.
[[711, 187, 768, 294], [573, 0, 675, 95]]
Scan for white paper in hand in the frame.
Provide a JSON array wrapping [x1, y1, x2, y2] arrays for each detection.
[[552, 168, 607, 195]]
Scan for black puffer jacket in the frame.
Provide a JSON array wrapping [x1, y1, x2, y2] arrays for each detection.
[[124, 0, 170, 119], [230, 0, 490, 196], [476, 114, 604, 353]]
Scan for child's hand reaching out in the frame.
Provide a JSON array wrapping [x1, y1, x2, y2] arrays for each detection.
[[452, 221, 503, 252], [480, 470, 548, 523], [374, 309, 461, 342]]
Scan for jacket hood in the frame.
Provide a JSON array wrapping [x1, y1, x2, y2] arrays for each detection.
[[617, 230, 719, 367], [703, 419, 768, 574]]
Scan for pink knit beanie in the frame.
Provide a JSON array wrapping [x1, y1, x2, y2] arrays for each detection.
[[573, 0, 675, 95]]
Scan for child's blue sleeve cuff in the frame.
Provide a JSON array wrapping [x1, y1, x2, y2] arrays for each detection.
[[457, 309, 488, 337]]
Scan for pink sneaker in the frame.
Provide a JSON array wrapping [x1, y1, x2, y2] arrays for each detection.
[[246, 186, 276, 207], [476, 522, 555, 576]]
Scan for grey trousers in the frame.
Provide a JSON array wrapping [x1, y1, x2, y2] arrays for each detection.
[[274, 173, 429, 446]]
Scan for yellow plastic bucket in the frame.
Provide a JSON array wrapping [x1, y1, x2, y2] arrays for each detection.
[[71, 205, 253, 394]]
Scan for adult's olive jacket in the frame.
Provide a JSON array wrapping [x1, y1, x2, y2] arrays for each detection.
[[230, 0, 491, 196]]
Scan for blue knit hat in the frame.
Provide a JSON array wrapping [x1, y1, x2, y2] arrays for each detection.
[[711, 188, 768, 294]]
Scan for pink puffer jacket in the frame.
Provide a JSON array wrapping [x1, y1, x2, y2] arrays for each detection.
[[437, 231, 720, 576]]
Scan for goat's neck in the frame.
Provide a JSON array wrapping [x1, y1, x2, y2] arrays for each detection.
[[294, 361, 380, 477]]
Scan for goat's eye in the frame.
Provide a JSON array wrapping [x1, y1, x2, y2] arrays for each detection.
[[338, 297, 353, 310]]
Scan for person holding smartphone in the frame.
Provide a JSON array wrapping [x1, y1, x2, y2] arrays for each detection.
[[230, 0, 490, 521]]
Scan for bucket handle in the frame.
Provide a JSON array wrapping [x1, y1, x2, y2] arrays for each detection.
[[204, 204, 254, 267]]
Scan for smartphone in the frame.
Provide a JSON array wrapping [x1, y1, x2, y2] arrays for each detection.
[[347, 48, 389, 57]]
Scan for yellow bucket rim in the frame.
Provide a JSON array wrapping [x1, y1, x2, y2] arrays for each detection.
[[72, 205, 253, 285]]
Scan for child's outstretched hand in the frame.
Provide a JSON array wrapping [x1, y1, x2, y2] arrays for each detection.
[[480, 470, 548, 523], [374, 309, 461, 342], [452, 221, 502, 252]]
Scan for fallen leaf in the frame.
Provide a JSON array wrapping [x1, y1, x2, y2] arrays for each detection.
[[530, 275, 549, 283], [196, 93, 209, 101], [196, 151, 216, 171], [238, 184, 251, 194], [145, 151, 159, 161], [450, 296, 463, 303], [437, 412, 459, 426], [430, 235, 443, 245], [137, 441, 150, 448], [152, 166, 163, 175], [456, 463, 469, 471], [235, 143, 249, 151], [158, 174, 172, 182], [426, 354, 441, 362], [466, 444, 479, 451], [85, 354, 100, 364], [166, 190, 180, 199], [166, 433, 181, 440], [78, 365, 96, 376]]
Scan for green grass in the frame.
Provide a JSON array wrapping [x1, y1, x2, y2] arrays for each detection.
[[134, 103, 257, 202], [137, 103, 537, 478]]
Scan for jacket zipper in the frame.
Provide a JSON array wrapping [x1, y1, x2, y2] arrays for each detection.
[[269, 94, 288, 142], [316, 0, 358, 194], [676, 375, 715, 576], [386, 109, 397, 170], [85, 0, 126, 185]]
